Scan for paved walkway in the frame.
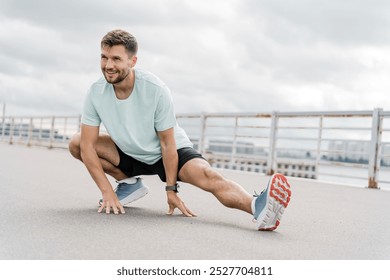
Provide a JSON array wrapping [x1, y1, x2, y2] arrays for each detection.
[[1, 142, 389, 260]]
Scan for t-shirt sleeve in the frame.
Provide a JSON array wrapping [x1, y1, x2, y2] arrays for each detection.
[[81, 89, 101, 127], [154, 86, 177, 132]]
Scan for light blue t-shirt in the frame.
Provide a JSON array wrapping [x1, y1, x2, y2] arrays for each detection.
[[81, 68, 193, 165]]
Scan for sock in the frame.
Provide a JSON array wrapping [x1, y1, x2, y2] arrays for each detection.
[[117, 177, 137, 184], [251, 197, 256, 215]]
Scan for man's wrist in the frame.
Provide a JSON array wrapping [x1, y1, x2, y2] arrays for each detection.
[[100, 185, 115, 195], [165, 183, 180, 192]]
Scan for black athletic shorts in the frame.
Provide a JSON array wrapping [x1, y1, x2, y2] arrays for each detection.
[[115, 145, 206, 182]]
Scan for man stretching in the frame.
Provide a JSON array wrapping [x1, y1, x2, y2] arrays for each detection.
[[68, 29, 292, 231]]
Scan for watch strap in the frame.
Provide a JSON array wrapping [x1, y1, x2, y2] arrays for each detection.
[[165, 183, 179, 192]]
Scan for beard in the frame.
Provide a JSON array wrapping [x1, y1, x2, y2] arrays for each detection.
[[103, 68, 130, 84]]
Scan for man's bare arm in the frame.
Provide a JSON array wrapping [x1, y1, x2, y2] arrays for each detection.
[[158, 128, 195, 217], [80, 124, 125, 214], [157, 128, 178, 186]]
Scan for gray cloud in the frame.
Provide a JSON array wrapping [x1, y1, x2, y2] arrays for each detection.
[[1, 0, 390, 116], [250, 0, 390, 45]]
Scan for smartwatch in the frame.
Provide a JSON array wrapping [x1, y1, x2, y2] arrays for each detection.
[[165, 183, 180, 193]]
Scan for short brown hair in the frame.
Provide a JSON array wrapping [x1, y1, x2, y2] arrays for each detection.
[[101, 29, 138, 55]]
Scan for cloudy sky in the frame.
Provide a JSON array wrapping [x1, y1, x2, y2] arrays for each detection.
[[1, 0, 390, 116]]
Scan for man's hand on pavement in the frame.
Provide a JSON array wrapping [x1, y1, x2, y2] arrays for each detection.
[[98, 191, 125, 215], [166, 191, 197, 217]]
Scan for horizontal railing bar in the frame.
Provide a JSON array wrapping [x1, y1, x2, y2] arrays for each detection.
[[235, 135, 269, 139], [277, 126, 319, 130], [317, 172, 368, 180], [321, 127, 371, 131], [278, 126, 370, 131], [206, 155, 268, 162], [4, 111, 390, 119], [321, 138, 370, 143], [206, 142, 261, 148], [205, 125, 235, 128], [318, 161, 368, 169], [379, 112, 390, 117], [275, 111, 374, 117], [320, 149, 368, 156], [1, 115, 81, 119], [277, 136, 319, 141], [237, 125, 271, 129]]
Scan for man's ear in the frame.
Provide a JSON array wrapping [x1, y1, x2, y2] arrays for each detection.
[[130, 55, 138, 67]]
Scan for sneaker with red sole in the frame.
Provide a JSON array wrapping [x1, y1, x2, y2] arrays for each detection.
[[252, 173, 292, 231]]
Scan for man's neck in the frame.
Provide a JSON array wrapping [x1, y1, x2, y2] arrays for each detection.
[[114, 68, 135, 100]]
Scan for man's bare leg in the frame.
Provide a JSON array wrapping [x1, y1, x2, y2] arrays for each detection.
[[68, 132, 127, 181], [69, 132, 149, 207], [178, 158, 253, 214]]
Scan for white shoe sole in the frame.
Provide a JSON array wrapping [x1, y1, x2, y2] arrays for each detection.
[[120, 186, 149, 206], [256, 174, 292, 231], [98, 186, 149, 207]]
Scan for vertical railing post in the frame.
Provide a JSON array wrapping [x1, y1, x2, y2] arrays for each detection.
[[39, 117, 43, 141], [368, 108, 383, 189], [77, 114, 82, 132], [198, 113, 206, 154], [1, 103, 5, 141], [266, 112, 278, 175], [20, 117, 25, 144], [27, 117, 33, 147], [315, 116, 324, 179], [0, 117, 4, 141], [9, 117, 15, 145], [230, 116, 239, 169], [63, 117, 68, 143], [17, 117, 22, 144], [49, 116, 55, 149]]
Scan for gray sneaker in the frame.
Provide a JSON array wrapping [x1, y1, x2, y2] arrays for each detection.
[[99, 177, 149, 207], [253, 173, 292, 231]]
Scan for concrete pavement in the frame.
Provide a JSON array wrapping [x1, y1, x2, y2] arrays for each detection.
[[1, 142, 389, 259]]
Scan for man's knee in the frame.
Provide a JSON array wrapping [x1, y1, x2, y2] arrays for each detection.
[[68, 133, 81, 160], [202, 166, 224, 184], [200, 166, 230, 196]]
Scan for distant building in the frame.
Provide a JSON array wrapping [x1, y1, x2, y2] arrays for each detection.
[[0, 122, 67, 141], [207, 140, 266, 156], [327, 140, 369, 163], [326, 140, 390, 166]]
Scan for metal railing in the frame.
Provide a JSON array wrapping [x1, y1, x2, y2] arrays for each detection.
[[2, 109, 390, 189], [176, 109, 390, 190], [0, 115, 81, 149]]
